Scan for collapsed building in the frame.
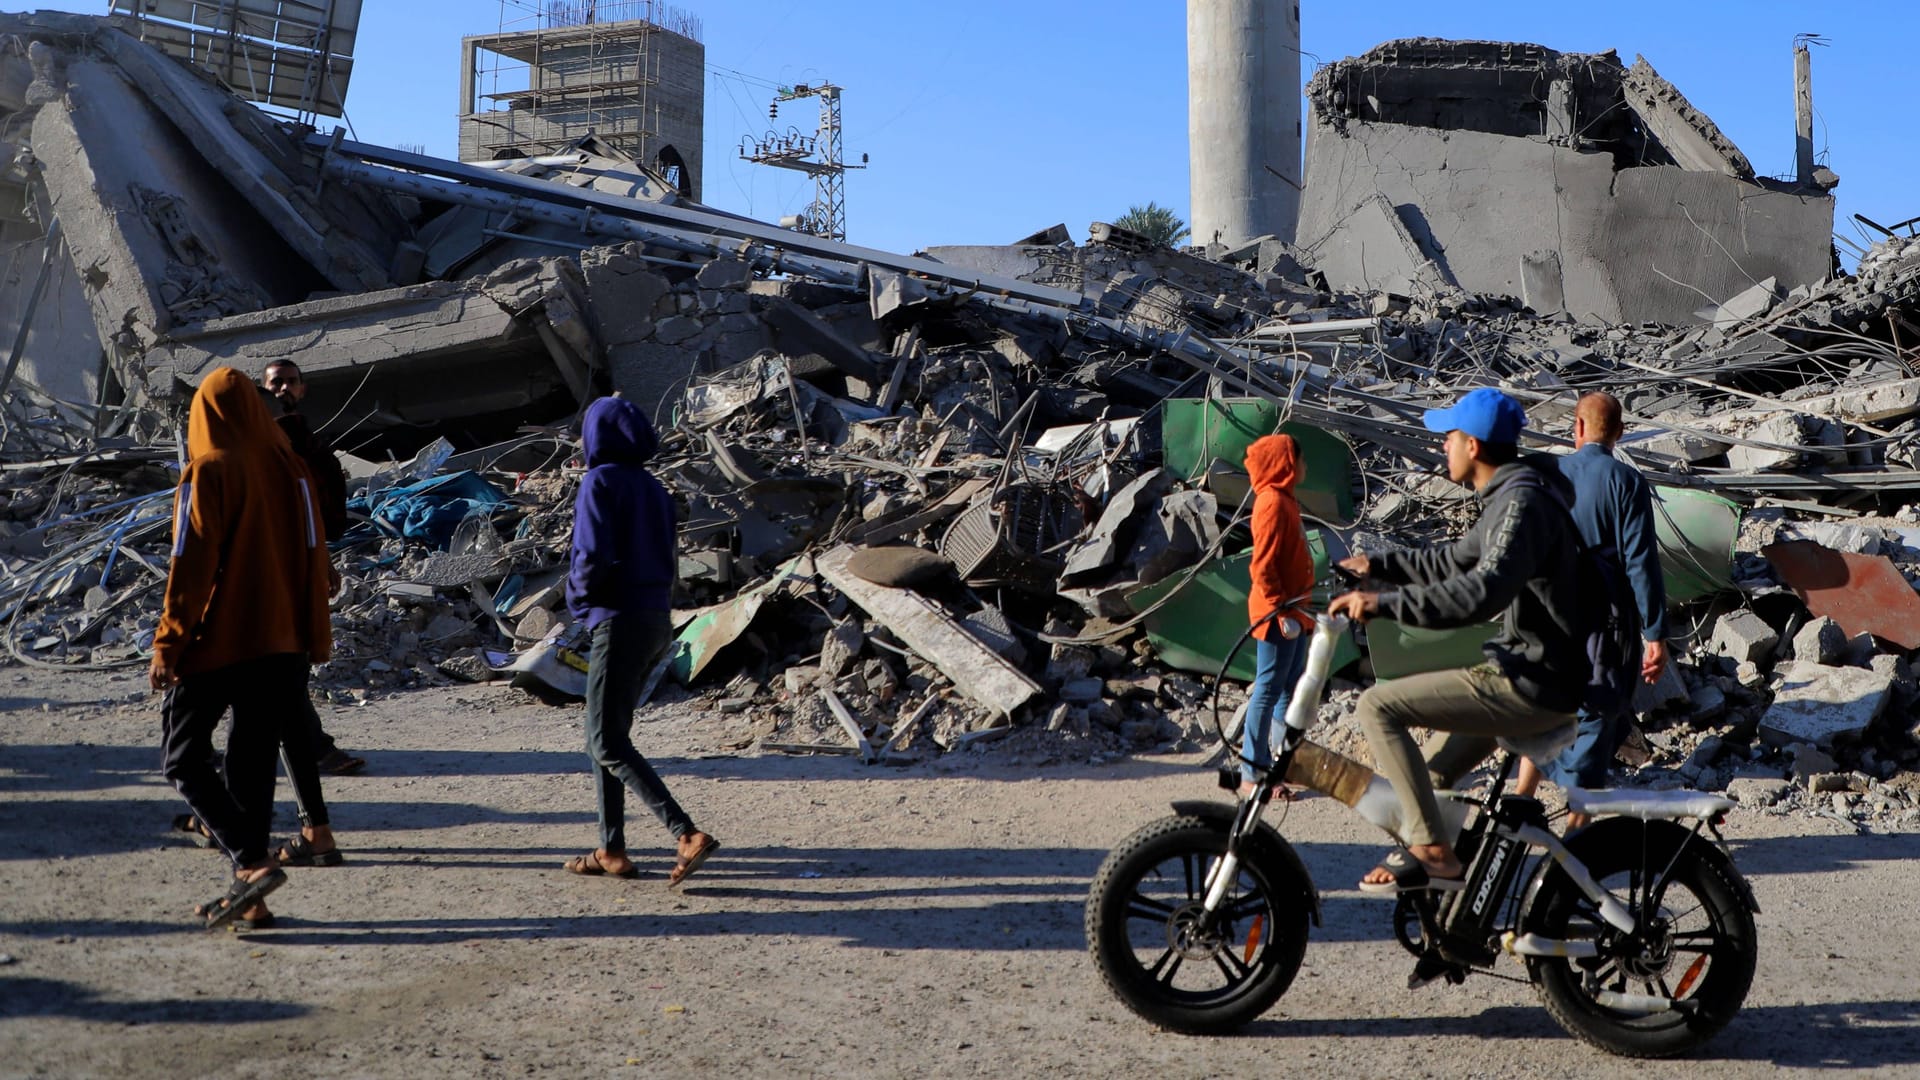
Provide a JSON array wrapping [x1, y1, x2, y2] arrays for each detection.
[[1296, 39, 1838, 325], [4, 12, 1920, 825]]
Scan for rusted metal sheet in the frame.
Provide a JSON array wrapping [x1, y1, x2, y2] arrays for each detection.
[[1761, 540, 1920, 651]]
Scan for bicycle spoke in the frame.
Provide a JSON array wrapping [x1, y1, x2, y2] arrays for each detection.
[[1215, 948, 1252, 982], [1153, 951, 1185, 987], [1224, 893, 1269, 922], [1126, 892, 1176, 921], [1181, 854, 1202, 900]]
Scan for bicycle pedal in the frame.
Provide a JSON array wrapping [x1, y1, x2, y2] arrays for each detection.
[[1407, 953, 1454, 990]]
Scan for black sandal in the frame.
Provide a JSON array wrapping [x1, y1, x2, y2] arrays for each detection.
[[1357, 849, 1466, 896], [170, 813, 214, 849], [194, 868, 288, 931], [277, 835, 343, 867]]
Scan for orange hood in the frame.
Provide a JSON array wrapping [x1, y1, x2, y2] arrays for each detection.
[[187, 367, 293, 463], [1245, 433, 1302, 493]]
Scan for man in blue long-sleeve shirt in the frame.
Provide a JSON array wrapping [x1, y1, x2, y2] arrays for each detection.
[[1514, 392, 1668, 819]]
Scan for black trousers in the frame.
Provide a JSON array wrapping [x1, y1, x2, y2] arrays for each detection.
[[585, 613, 693, 851], [279, 694, 332, 828], [160, 653, 312, 869]]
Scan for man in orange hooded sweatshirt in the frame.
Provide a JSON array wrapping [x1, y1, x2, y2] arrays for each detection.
[[152, 368, 334, 930], [1240, 433, 1315, 790]]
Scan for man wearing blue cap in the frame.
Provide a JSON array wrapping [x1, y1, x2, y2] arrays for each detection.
[[1326, 387, 1588, 898]]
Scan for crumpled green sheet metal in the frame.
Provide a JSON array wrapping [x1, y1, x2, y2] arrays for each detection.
[[1129, 530, 1362, 682], [1162, 398, 1357, 525], [1366, 484, 1744, 679], [669, 555, 811, 683]]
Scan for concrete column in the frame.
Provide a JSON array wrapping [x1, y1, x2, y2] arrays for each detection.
[[1794, 43, 1814, 185], [1187, 0, 1301, 248]]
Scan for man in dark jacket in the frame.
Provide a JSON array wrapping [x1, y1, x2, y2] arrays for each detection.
[[262, 359, 367, 780], [562, 395, 718, 886], [1513, 391, 1669, 820], [1327, 388, 1587, 895]]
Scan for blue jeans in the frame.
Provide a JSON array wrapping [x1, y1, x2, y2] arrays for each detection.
[[1545, 707, 1627, 789], [1241, 632, 1311, 782]]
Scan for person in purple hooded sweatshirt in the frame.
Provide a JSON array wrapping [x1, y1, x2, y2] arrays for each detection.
[[562, 395, 718, 886]]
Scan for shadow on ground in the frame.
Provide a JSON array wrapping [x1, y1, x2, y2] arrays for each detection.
[[0, 975, 308, 1025]]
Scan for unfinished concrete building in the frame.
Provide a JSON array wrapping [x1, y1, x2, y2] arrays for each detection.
[[1295, 40, 1838, 325], [458, 2, 704, 198]]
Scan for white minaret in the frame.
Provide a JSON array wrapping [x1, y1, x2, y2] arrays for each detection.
[[1187, 0, 1302, 247]]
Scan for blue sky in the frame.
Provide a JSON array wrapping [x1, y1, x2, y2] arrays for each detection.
[[12, 1, 1916, 256]]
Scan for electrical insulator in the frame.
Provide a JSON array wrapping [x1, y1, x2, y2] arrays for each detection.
[[769, 102, 778, 121]]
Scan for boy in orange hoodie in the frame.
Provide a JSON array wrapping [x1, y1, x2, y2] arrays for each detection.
[[153, 368, 334, 929], [1241, 434, 1315, 790]]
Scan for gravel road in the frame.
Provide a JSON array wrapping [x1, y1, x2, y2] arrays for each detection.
[[3, 664, 1917, 1078]]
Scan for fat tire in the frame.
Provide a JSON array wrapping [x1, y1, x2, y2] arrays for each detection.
[[1528, 820, 1756, 1058], [1085, 814, 1310, 1034]]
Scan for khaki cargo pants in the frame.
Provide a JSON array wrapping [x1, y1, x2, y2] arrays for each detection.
[[1356, 663, 1577, 847]]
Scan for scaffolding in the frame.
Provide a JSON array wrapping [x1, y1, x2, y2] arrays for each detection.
[[462, 1, 703, 188]]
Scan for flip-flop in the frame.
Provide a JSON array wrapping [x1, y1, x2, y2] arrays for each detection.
[[667, 835, 719, 890], [195, 868, 288, 931], [231, 912, 277, 932], [564, 851, 640, 879], [277, 835, 344, 867], [171, 813, 214, 849], [317, 750, 367, 776], [1357, 849, 1466, 896]]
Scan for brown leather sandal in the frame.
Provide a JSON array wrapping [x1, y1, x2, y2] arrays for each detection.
[[667, 834, 719, 889], [564, 850, 639, 879]]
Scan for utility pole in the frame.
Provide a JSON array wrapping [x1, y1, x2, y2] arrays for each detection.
[[739, 82, 865, 242]]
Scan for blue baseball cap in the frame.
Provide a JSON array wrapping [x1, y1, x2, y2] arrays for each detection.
[[1422, 387, 1526, 444]]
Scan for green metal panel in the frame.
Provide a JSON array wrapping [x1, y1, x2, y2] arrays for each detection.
[[1161, 398, 1357, 524], [1130, 530, 1361, 682], [1649, 485, 1741, 603]]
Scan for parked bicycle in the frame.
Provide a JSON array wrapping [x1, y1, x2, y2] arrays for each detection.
[[1085, 616, 1759, 1058]]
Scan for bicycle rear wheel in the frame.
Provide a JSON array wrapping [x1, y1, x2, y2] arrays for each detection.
[[1528, 819, 1756, 1058]]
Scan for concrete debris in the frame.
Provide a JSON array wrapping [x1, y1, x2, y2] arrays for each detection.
[[3, 15, 1920, 792], [1760, 661, 1895, 749], [1790, 615, 1849, 666], [1709, 610, 1780, 666]]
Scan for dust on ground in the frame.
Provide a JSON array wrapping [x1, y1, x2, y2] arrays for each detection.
[[3, 663, 1918, 1079]]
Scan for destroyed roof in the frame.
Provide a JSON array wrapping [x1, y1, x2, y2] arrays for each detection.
[[1305, 37, 1761, 183]]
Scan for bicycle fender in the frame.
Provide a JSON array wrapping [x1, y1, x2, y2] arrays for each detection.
[[1170, 799, 1322, 926], [1520, 818, 1759, 933]]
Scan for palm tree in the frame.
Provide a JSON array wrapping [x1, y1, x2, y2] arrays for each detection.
[[1113, 202, 1191, 248]]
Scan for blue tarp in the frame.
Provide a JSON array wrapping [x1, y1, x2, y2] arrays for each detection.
[[349, 471, 509, 550]]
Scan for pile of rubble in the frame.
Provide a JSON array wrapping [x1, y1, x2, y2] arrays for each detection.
[[3, 14, 1920, 814]]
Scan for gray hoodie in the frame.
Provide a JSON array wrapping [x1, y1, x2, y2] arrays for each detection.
[[1369, 454, 1588, 713]]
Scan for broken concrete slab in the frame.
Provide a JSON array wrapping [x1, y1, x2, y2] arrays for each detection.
[[1724, 413, 1845, 473], [1298, 192, 1455, 299], [817, 545, 1040, 719], [1619, 56, 1756, 179], [1760, 660, 1894, 748]]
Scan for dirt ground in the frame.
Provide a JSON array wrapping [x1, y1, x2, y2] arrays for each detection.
[[3, 662, 1918, 1079]]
